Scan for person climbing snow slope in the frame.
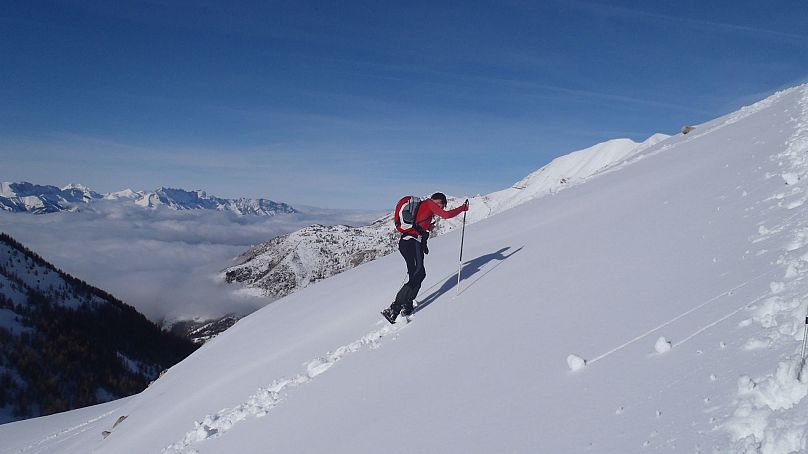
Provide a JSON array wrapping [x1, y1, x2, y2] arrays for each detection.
[[382, 192, 469, 323]]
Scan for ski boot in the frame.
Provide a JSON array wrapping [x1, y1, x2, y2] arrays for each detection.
[[400, 302, 414, 318], [381, 307, 398, 324]]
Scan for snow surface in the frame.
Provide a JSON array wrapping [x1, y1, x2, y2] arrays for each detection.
[[4, 85, 808, 453]]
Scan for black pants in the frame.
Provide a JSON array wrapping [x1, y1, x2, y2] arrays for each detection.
[[391, 237, 425, 314]]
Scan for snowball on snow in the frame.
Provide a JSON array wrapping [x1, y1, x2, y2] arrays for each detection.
[[782, 173, 799, 185], [566, 354, 587, 371], [655, 336, 672, 354]]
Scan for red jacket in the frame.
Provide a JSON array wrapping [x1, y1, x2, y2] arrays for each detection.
[[396, 198, 467, 237]]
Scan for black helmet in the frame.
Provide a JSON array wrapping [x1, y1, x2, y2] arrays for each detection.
[[430, 192, 447, 205]]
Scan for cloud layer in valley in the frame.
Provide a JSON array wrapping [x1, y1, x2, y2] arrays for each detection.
[[0, 201, 382, 323]]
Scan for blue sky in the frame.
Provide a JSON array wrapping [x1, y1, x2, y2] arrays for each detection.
[[1, 0, 807, 209]]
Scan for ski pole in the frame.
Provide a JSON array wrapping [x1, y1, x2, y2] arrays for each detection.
[[800, 316, 808, 381], [802, 316, 808, 359], [456, 199, 468, 297]]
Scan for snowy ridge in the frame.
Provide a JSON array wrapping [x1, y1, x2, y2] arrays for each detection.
[[225, 133, 669, 299], [0, 182, 102, 214], [497, 134, 669, 207], [133, 187, 296, 216], [0, 184, 296, 216], [445, 133, 670, 228], [224, 220, 397, 299]]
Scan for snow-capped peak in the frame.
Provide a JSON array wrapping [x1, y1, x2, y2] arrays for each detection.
[[510, 134, 667, 193], [61, 183, 96, 193], [104, 188, 140, 200]]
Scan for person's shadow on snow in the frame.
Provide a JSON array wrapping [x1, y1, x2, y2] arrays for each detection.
[[414, 246, 523, 314]]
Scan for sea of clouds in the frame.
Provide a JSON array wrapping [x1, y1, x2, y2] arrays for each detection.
[[0, 200, 382, 323]]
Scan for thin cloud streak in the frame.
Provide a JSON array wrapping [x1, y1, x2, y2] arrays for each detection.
[[292, 56, 712, 115], [567, 0, 808, 43]]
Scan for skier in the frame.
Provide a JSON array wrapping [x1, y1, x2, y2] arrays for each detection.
[[382, 192, 469, 323]]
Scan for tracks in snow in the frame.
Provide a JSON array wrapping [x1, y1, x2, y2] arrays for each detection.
[[162, 256, 507, 453], [586, 270, 777, 366], [10, 408, 120, 454], [161, 318, 409, 454]]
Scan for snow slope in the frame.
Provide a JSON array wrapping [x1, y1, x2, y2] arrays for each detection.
[[4, 84, 808, 453]]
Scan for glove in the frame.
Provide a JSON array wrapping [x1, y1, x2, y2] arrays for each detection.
[[422, 232, 429, 254], [414, 223, 427, 236], [461, 200, 469, 211]]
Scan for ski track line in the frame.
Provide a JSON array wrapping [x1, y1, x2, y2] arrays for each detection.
[[587, 270, 776, 365], [10, 408, 119, 454], [673, 293, 769, 348], [161, 320, 408, 454]]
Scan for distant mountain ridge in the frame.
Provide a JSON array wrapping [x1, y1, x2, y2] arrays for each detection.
[[225, 134, 670, 299], [0, 182, 102, 214], [0, 183, 296, 216]]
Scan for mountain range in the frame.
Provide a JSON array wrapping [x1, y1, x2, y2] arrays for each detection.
[[0, 183, 296, 216]]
